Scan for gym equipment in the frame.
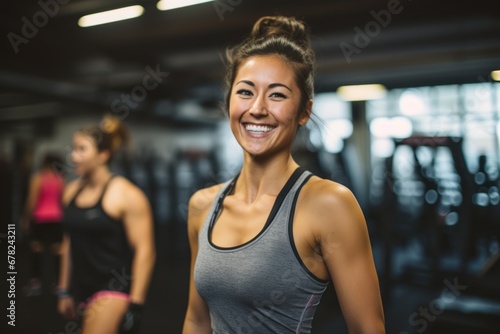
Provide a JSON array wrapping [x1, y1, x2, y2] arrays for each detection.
[[379, 136, 476, 292]]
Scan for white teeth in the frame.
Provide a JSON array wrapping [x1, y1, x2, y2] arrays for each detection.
[[245, 124, 274, 133]]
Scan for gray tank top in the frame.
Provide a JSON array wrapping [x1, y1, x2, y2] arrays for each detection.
[[194, 168, 329, 334]]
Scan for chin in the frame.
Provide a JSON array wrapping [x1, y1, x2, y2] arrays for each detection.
[[245, 149, 272, 160], [72, 167, 85, 176]]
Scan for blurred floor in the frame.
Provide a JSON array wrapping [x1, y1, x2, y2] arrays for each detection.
[[4, 225, 500, 334]]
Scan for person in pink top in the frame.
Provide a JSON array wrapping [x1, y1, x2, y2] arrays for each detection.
[[20, 152, 65, 296]]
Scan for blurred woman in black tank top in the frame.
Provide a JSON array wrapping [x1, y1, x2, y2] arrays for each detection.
[[57, 115, 156, 334]]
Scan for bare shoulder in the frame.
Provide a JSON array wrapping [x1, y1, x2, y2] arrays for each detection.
[[108, 175, 148, 205], [299, 176, 364, 232], [187, 183, 224, 231], [189, 183, 224, 215], [301, 176, 359, 210], [29, 172, 41, 188], [31, 171, 41, 183]]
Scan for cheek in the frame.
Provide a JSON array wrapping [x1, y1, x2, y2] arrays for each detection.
[[228, 101, 244, 121], [71, 148, 86, 162], [276, 105, 300, 125], [79, 148, 98, 164], [88, 150, 101, 163], [229, 115, 240, 135]]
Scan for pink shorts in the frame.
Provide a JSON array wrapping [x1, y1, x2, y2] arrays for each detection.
[[78, 291, 129, 311]]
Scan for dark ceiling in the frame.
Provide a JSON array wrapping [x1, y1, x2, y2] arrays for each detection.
[[1, 0, 500, 125]]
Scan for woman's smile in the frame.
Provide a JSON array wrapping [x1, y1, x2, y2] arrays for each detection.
[[243, 123, 277, 136], [229, 54, 307, 157]]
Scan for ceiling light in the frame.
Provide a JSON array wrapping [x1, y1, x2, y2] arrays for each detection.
[[492, 70, 500, 81], [78, 5, 144, 27], [337, 84, 387, 101], [157, 0, 213, 11]]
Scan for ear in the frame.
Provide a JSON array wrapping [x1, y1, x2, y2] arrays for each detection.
[[298, 99, 313, 126], [99, 150, 110, 165]]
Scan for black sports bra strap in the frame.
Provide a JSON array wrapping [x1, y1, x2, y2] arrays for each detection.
[[69, 174, 116, 206], [98, 174, 116, 203], [68, 183, 86, 206]]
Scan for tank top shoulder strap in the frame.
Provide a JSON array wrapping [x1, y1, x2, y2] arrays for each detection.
[[97, 174, 116, 204], [68, 174, 116, 207], [208, 175, 239, 228], [68, 181, 85, 206]]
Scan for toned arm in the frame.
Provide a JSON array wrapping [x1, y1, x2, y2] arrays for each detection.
[[182, 187, 220, 334], [310, 181, 385, 334], [120, 180, 156, 305]]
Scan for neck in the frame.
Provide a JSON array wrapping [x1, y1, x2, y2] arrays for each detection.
[[83, 165, 111, 187], [237, 154, 298, 202]]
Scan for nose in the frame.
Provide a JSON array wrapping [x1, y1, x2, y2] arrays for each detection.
[[249, 95, 268, 117], [70, 150, 80, 164]]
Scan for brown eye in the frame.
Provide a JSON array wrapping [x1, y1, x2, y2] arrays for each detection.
[[270, 92, 286, 98], [236, 89, 252, 96]]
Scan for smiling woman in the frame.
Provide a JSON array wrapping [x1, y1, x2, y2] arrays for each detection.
[[182, 16, 386, 334], [228, 55, 308, 158]]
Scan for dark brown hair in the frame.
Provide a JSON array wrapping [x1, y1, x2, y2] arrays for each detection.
[[224, 16, 315, 117], [79, 114, 130, 164]]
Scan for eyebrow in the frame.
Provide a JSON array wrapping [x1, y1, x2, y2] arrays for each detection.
[[236, 80, 292, 92]]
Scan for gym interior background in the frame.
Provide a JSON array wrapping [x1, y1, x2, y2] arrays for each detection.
[[1, 0, 500, 333]]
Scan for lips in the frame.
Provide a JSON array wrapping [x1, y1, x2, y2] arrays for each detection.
[[244, 123, 276, 133]]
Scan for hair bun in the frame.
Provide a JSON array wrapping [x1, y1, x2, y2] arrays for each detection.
[[100, 114, 130, 154], [251, 16, 310, 49], [101, 114, 121, 134]]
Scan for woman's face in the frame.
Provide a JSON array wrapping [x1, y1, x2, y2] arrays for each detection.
[[70, 132, 106, 176], [229, 55, 311, 158]]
